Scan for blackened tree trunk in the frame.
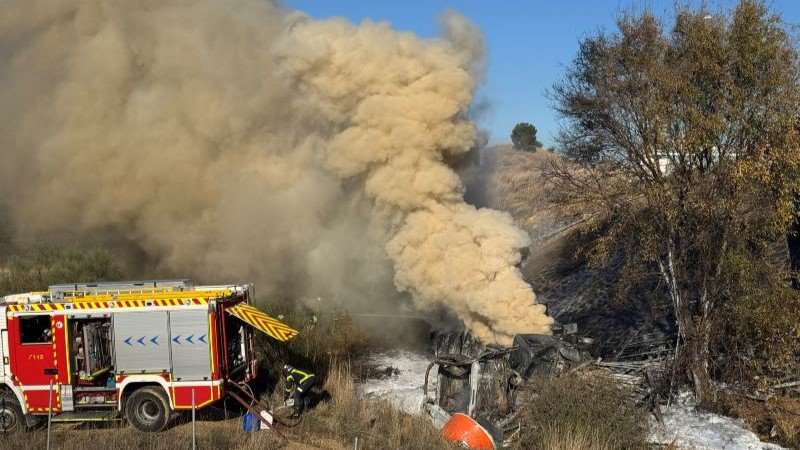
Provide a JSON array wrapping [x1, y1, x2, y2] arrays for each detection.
[[787, 213, 800, 289]]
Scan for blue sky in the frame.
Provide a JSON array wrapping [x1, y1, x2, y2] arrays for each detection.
[[285, 1, 800, 147]]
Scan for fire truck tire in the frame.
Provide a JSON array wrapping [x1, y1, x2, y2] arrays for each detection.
[[125, 387, 171, 432], [0, 392, 26, 433]]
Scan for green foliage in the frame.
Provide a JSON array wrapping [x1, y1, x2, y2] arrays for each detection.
[[714, 252, 800, 385], [511, 122, 541, 151], [0, 246, 123, 296], [515, 373, 649, 450], [548, 0, 800, 401]]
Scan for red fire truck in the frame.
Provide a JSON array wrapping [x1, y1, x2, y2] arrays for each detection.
[[0, 280, 297, 432]]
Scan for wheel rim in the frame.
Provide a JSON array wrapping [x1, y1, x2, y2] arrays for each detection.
[[137, 399, 161, 423], [0, 407, 18, 432]]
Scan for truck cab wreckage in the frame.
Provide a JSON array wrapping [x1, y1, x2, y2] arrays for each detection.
[[0, 280, 298, 433], [423, 321, 673, 449], [423, 327, 598, 449]]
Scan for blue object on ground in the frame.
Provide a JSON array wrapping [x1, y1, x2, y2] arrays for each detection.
[[242, 412, 260, 432]]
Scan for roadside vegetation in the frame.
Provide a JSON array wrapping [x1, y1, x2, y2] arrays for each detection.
[[0, 245, 122, 296], [538, 0, 800, 446], [514, 372, 650, 450], [546, 0, 799, 414]]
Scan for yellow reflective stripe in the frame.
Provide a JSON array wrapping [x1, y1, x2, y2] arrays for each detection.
[[6, 295, 218, 315], [294, 372, 313, 384]]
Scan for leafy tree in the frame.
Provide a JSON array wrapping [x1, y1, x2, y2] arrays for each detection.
[[547, 1, 800, 403], [511, 122, 541, 151]]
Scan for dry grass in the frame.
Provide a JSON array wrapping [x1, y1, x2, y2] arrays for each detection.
[[488, 147, 564, 238], [2, 363, 454, 450], [533, 424, 620, 450], [717, 392, 800, 448], [514, 372, 649, 450], [288, 362, 457, 450], [2, 420, 289, 450]]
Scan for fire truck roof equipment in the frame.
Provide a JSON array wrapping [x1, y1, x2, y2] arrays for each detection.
[[1, 279, 299, 343]]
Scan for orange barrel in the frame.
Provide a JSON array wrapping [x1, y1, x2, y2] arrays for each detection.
[[441, 413, 496, 450]]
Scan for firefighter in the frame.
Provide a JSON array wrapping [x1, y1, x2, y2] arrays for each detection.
[[282, 364, 316, 416]]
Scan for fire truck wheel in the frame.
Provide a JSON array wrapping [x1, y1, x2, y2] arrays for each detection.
[[125, 387, 171, 432], [0, 393, 25, 433]]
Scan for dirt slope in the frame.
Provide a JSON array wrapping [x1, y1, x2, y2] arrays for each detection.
[[480, 145, 674, 356]]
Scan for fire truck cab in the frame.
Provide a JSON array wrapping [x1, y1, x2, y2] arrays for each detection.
[[0, 280, 297, 432]]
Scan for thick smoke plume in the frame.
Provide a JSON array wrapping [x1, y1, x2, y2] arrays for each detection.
[[0, 0, 552, 344]]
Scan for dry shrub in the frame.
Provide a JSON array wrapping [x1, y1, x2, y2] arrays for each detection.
[[718, 392, 800, 448], [533, 424, 616, 450], [714, 283, 800, 387], [515, 372, 649, 450], [255, 302, 371, 382]]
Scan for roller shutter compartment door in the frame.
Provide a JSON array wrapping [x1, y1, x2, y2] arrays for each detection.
[[114, 312, 170, 374], [0, 330, 5, 377], [169, 310, 211, 381]]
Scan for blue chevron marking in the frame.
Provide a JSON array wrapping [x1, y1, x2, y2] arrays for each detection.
[[150, 336, 159, 346], [137, 336, 145, 346], [186, 334, 194, 344], [198, 334, 207, 344], [124, 337, 133, 346], [173, 335, 181, 344]]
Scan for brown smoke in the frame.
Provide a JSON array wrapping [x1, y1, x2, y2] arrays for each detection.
[[0, 0, 551, 344]]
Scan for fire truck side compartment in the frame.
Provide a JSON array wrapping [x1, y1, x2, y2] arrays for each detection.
[[113, 312, 171, 374], [169, 310, 211, 381]]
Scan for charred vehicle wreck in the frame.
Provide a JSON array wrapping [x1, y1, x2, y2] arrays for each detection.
[[423, 325, 593, 449]]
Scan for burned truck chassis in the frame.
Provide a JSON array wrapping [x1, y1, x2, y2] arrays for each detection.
[[423, 329, 594, 445]]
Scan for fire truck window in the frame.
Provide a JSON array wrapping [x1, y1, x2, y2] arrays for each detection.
[[20, 316, 52, 344]]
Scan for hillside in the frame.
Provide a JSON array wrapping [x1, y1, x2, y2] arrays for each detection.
[[480, 145, 675, 356]]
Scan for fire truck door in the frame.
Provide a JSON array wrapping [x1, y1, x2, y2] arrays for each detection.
[[8, 314, 65, 412]]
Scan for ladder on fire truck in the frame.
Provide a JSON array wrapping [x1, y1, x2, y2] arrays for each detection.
[[48, 279, 196, 300]]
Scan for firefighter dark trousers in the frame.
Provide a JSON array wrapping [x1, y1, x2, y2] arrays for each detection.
[[291, 376, 316, 415]]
